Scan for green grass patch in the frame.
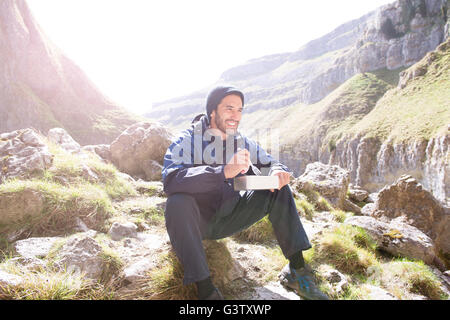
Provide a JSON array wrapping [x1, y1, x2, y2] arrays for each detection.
[[368, 258, 448, 300], [295, 198, 316, 220], [312, 225, 379, 275], [114, 197, 166, 227], [0, 257, 111, 300], [45, 140, 137, 200], [351, 40, 450, 143], [330, 209, 352, 223], [0, 179, 114, 236]]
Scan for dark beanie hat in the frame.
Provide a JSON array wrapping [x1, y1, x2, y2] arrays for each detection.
[[206, 86, 244, 120]]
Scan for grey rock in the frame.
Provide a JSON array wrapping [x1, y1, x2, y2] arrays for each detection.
[[362, 284, 398, 300], [372, 175, 450, 260], [343, 198, 362, 215], [13, 237, 61, 259], [348, 187, 369, 202], [109, 222, 138, 241], [0, 188, 45, 228], [345, 215, 437, 265], [54, 236, 105, 280], [318, 265, 349, 296], [252, 282, 301, 300], [82, 144, 112, 163], [47, 128, 81, 154], [361, 203, 376, 216], [292, 162, 350, 209], [122, 258, 155, 285], [366, 193, 379, 203], [0, 128, 53, 183], [110, 122, 173, 181], [0, 270, 23, 288]]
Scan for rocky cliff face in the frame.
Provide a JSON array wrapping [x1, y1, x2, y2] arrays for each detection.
[[277, 38, 449, 205], [327, 133, 449, 205], [0, 0, 142, 145]]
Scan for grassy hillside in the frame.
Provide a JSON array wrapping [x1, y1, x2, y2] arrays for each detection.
[[239, 38, 449, 156], [350, 39, 450, 143], [238, 66, 403, 154]]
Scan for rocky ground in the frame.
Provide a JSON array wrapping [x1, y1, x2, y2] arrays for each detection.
[[0, 126, 449, 300]]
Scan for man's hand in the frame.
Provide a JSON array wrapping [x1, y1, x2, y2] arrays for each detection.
[[224, 149, 250, 179], [270, 170, 292, 192]]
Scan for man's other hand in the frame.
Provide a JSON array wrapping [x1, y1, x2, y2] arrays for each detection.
[[270, 171, 292, 192]]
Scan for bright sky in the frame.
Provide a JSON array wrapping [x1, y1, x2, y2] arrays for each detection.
[[27, 0, 395, 115]]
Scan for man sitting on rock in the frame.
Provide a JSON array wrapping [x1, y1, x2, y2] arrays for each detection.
[[162, 85, 328, 300]]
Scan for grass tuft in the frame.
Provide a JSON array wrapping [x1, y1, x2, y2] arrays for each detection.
[[313, 225, 379, 275]]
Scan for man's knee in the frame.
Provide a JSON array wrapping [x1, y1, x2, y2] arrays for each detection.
[[165, 193, 199, 219]]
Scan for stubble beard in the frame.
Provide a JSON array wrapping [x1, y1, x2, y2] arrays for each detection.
[[214, 112, 239, 137]]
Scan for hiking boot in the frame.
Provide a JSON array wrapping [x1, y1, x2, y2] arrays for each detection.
[[279, 264, 329, 300], [204, 287, 224, 300]]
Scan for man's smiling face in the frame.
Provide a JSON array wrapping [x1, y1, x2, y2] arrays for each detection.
[[210, 94, 243, 139]]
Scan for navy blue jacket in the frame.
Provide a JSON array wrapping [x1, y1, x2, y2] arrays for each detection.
[[162, 114, 289, 220]]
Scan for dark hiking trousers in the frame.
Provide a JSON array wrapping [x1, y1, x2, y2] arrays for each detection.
[[164, 185, 312, 285]]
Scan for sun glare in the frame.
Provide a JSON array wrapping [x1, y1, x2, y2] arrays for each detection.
[[26, 0, 395, 115]]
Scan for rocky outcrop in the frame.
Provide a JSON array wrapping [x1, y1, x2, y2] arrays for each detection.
[[239, 0, 447, 106], [110, 122, 173, 181], [81, 144, 112, 163], [0, 128, 53, 183], [108, 221, 138, 241], [357, 175, 450, 267], [345, 215, 438, 265], [53, 235, 107, 280], [348, 185, 369, 203], [372, 175, 450, 264], [47, 128, 82, 154], [328, 134, 447, 201], [292, 162, 350, 209]]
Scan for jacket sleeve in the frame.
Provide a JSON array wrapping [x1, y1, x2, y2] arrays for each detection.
[[161, 134, 226, 196], [246, 138, 290, 175]]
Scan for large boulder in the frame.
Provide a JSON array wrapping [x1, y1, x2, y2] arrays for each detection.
[[0, 128, 53, 183], [371, 175, 450, 265], [348, 185, 369, 203], [345, 215, 438, 265], [109, 122, 173, 181], [292, 162, 350, 209]]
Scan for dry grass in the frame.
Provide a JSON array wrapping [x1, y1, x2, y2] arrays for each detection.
[[0, 179, 113, 237], [127, 240, 235, 300], [367, 259, 448, 300], [313, 224, 378, 275], [0, 262, 113, 300]]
